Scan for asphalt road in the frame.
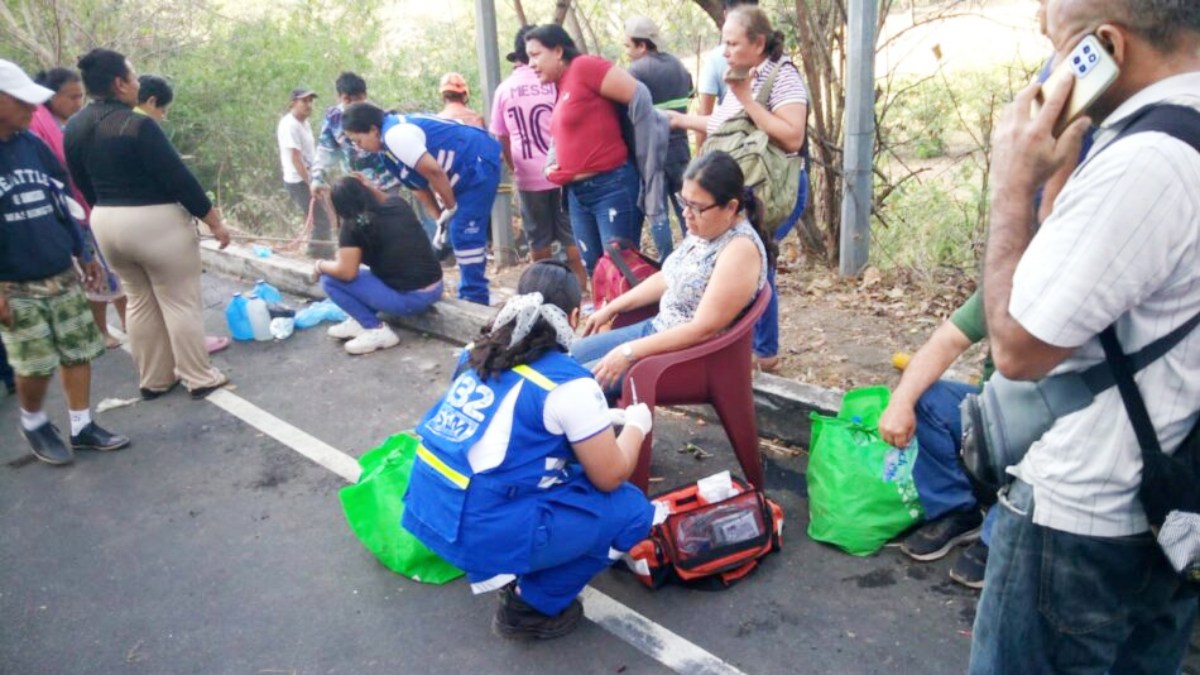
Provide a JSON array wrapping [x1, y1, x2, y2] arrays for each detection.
[[1, 272, 979, 675]]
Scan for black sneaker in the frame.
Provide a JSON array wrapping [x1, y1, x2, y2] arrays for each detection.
[[900, 508, 983, 561], [492, 583, 584, 640], [140, 379, 181, 401], [70, 422, 131, 452], [949, 540, 989, 590], [20, 421, 74, 466]]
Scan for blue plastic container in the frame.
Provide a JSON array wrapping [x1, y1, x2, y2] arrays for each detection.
[[253, 279, 283, 304], [225, 293, 255, 341]]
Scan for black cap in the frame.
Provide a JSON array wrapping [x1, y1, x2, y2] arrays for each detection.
[[506, 25, 537, 64], [290, 87, 317, 101]]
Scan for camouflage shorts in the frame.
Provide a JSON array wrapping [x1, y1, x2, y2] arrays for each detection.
[[0, 270, 105, 378]]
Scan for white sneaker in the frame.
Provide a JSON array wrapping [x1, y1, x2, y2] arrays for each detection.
[[344, 324, 400, 355], [327, 318, 364, 340]]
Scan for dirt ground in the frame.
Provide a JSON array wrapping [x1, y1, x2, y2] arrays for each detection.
[[480, 246, 988, 394]]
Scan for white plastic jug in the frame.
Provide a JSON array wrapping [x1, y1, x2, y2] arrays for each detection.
[[246, 295, 272, 342]]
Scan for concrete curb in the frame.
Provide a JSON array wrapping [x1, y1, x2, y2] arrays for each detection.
[[201, 241, 842, 447]]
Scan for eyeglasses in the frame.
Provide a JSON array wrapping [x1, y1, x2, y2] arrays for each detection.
[[676, 193, 722, 217]]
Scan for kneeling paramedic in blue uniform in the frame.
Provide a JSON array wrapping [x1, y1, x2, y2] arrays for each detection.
[[342, 102, 501, 306], [403, 261, 655, 639]]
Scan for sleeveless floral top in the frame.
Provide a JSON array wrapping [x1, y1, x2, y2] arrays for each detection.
[[652, 219, 768, 332]]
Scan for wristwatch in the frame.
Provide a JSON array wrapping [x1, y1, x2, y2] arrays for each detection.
[[620, 344, 637, 364]]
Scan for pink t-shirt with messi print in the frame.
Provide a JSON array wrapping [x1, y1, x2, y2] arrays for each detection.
[[490, 64, 557, 192]]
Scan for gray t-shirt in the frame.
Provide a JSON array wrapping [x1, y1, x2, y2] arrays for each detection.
[[628, 51, 693, 166]]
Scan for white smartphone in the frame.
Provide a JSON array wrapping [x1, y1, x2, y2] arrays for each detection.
[[1032, 34, 1119, 136]]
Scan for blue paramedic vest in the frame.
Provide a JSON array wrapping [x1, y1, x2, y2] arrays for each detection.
[[403, 350, 597, 574], [379, 113, 501, 193]]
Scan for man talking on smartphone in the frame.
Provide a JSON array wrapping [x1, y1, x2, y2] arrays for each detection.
[[970, 1, 1200, 673]]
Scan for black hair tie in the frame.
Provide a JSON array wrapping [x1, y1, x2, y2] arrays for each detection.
[[741, 186, 755, 207]]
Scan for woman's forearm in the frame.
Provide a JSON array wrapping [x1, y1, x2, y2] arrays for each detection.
[[741, 98, 806, 153]]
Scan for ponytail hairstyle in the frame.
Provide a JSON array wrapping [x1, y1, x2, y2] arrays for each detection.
[[683, 152, 778, 270], [468, 261, 582, 380], [726, 6, 787, 62], [341, 101, 386, 134], [330, 176, 378, 232], [34, 67, 80, 97], [76, 48, 130, 99]]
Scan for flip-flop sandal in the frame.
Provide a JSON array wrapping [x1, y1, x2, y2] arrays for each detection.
[[205, 336, 231, 354]]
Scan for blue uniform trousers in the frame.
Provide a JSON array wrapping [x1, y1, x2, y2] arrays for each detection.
[[516, 481, 653, 616], [451, 166, 501, 306]]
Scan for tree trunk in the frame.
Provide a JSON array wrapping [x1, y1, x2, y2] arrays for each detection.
[[512, 0, 528, 26], [552, 0, 572, 25], [566, 6, 589, 53], [692, 0, 724, 28]]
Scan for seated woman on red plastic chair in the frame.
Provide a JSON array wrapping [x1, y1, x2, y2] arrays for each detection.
[[403, 261, 655, 640], [570, 151, 775, 394]]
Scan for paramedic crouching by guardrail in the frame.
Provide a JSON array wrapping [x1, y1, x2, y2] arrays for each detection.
[[402, 261, 655, 640], [969, 2, 1200, 673]]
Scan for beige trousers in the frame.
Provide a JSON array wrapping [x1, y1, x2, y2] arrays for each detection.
[[90, 204, 225, 392]]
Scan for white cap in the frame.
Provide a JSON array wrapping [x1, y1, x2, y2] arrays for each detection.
[[624, 16, 661, 43], [0, 60, 54, 104]]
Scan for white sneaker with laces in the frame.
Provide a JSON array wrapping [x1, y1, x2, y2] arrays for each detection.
[[327, 318, 364, 340], [344, 324, 400, 355]]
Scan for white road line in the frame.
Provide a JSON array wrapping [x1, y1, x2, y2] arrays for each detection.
[[205, 389, 361, 483], [580, 587, 747, 675], [108, 324, 743, 675]]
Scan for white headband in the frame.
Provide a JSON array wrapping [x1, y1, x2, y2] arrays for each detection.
[[491, 292, 576, 351]]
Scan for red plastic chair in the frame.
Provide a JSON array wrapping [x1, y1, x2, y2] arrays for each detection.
[[617, 286, 772, 492]]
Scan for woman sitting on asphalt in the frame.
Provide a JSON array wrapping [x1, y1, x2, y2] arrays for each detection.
[[571, 151, 774, 393], [312, 176, 443, 355], [403, 261, 654, 640]]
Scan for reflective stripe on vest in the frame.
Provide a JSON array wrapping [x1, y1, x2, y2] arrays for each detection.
[[415, 363, 557, 489], [512, 364, 557, 392], [416, 443, 470, 489]]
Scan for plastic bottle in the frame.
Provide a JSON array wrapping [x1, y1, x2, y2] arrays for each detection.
[[245, 294, 272, 342], [225, 293, 254, 341], [253, 279, 283, 304]]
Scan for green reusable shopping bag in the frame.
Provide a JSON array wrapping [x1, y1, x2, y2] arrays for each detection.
[[806, 386, 924, 556], [339, 432, 464, 584]]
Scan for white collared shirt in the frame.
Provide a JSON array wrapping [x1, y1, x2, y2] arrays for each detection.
[[1010, 71, 1200, 537]]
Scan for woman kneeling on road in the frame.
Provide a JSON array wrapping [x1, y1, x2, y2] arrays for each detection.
[[312, 176, 443, 355], [571, 151, 774, 393], [403, 261, 654, 640]]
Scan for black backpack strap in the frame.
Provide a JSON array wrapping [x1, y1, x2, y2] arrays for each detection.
[[605, 240, 642, 288], [1078, 309, 1200, 393], [1114, 104, 1200, 154], [1099, 326, 1164, 455], [1073, 103, 1200, 393]]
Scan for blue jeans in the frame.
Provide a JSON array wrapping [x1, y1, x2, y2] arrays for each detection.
[[322, 271, 443, 329], [649, 160, 687, 261], [969, 479, 1197, 674], [569, 318, 657, 396], [913, 380, 980, 522], [566, 162, 644, 273], [753, 169, 808, 358]]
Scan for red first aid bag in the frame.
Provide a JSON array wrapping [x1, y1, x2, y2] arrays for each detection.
[[621, 476, 784, 590], [592, 238, 659, 311]]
